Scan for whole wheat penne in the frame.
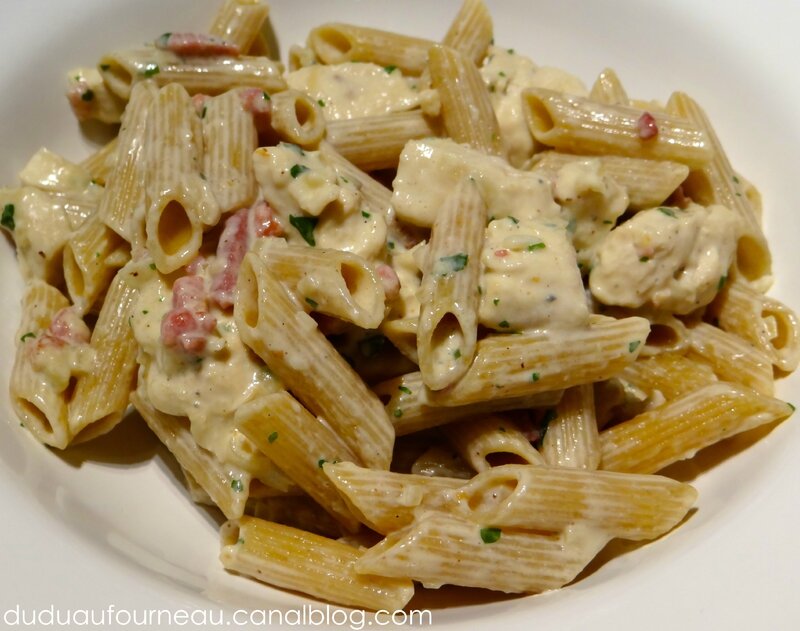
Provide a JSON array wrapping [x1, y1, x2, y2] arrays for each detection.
[[424, 316, 650, 407], [220, 516, 414, 610], [236, 392, 362, 532], [255, 239, 385, 329], [600, 381, 794, 474], [617, 352, 717, 402], [202, 89, 258, 217], [246, 495, 346, 539], [589, 68, 630, 106], [429, 44, 502, 156], [713, 280, 800, 373], [531, 151, 689, 211], [66, 66, 126, 124], [687, 322, 774, 396], [235, 252, 394, 469], [417, 178, 486, 389], [79, 138, 119, 187], [325, 110, 438, 172], [99, 48, 285, 100], [668, 91, 771, 288], [269, 89, 327, 148], [442, 0, 493, 65], [132, 389, 251, 520], [445, 416, 546, 470], [541, 384, 600, 470], [308, 23, 434, 76], [209, 0, 270, 53], [355, 512, 609, 594], [317, 141, 392, 219], [523, 88, 712, 168]]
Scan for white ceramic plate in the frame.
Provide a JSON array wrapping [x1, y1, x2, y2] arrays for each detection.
[[1, 1, 798, 629]]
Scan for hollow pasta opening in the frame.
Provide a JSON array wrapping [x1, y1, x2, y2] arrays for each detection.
[[157, 200, 193, 256], [526, 95, 555, 135], [312, 26, 354, 64]]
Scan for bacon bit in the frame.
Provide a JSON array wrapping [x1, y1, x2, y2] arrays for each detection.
[[27, 307, 91, 357], [375, 264, 400, 301], [637, 112, 659, 140], [667, 185, 691, 209], [65, 83, 94, 122], [239, 88, 272, 133], [210, 201, 284, 309], [161, 275, 216, 355], [155, 32, 240, 57], [494, 249, 509, 258], [192, 93, 211, 117]]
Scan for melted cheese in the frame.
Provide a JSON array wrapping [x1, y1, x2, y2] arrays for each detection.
[[286, 62, 421, 120], [480, 47, 588, 167], [479, 217, 589, 332], [589, 203, 740, 314], [392, 138, 560, 227]]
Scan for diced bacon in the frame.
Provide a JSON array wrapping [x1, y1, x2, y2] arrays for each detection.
[[155, 32, 240, 57], [239, 88, 273, 133], [65, 83, 94, 122], [210, 201, 283, 308], [192, 93, 211, 117], [48, 307, 91, 345], [637, 112, 659, 140], [161, 275, 216, 355], [494, 249, 509, 258], [375, 264, 400, 301]]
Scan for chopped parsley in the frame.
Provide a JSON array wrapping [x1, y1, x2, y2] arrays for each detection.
[[393, 408, 403, 418], [658, 207, 677, 218], [732, 175, 740, 184], [290, 164, 309, 178], [1, 203, 15, 231], [493, 298, 500, 306], [361, 210, 371, 218], [100, 63, 110, 71], [387, 240, 395, 250], [479, 527, 502, 544], [148, 263, 157, 270], [358, 334, 386, 358], [384, 64, 398, 74], [629, 340, 641, 353], [639, 256, 650, 263], [527, 241, 546, 251], [531, 372, 540, 382], [157, 32, 172, 47], [317, 99, 326, 107], [81, 89, 95, 102], [267, 431, 279, 444], [436, 253, 468, 275], [507, 48, 515, 54], [602, 219, 614, 225], [20, 332, 35, 342], [284, 142, 305, 155], [717, 274, 728, 291], [453, 348, 462, 359], [262, 91, 271, 101], [508, 216, 519, 224], [230, 479, 244, 492], [498, 71, 506, 78], [237, 537, 245, 545], [143, 63, 160, 78], [317, 458, 327, 469], [498, 320, 511, 329], [289, 214, 318, 246], [201, 106, 207, 119], [398, 385, 412, 395], [142, 310, 149, 315], [305, 297, 318, 308]]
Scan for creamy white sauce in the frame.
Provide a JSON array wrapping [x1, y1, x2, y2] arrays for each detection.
[[286, 62, 421, 120], [590, 203, 740, 314]]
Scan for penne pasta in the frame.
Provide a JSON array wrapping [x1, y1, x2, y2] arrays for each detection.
[[209, 0, 270, 53], [541, 384, 600, 470], [442, 0, 494, 65], [445, 416, 546, 470], [268, 89, 327, 148]]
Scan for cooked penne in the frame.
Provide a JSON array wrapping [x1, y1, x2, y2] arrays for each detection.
[[246, 495, 346, 539], [523, 88, 713, 167], [79, 138, 119, 187], [308, 23, 433, 76], [687, 321, 774, 396], [98, 80, 157, 242], [417, 178, 486, 389], [589, 68, 630, 106], [201, 89, 258, 217], [355, 512, 608, 594], [132, 389, 251, 520], [325, 110, 438, 172], [600, 382, 793, 474], [373, 370, 563, 436], [66, 66, 126, 124], [98, 48, 285, 100], [236, 392, 362, 532], [445, 416, 546, 470], [442, 0, 493, 65], [209, 0, 270, 53], [268, 89, 327, 147], [668, 91, 771, 288], [220, 516, 414, 610], [428, 44, 502, 156], [424, 316, 650, 407], [541, 384, 600, 470], [713, 280, 800, 373], [617, 352, 718, 402], [144, 83, 212, 273], [67, 266, 138, 443], [254, 239, 385, 329], [531, 151, 689, 211], [235, 252, 394, 469]]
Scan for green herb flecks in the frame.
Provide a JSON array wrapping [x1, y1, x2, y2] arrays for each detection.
[[358, 334, 386, 358], [143, 63, 160, 78], [398, 385, 412, 395], [289, 214, 318, 246], [361, 210, 371, 218], [157, 32, 172, 47], [480, 527, 502, 544], [267, 431, 279, 444], [149, 263, 157, 270], [527, 241, 546, 251], [453, 348, 462, 359], [498, 320, 511, 329], [1, 203, 14, 231], [230, 479, 244, 492], [717, 274, 728, 291], [20, 332, 35, 342], [317, 99, 326, 107], [658, 207, 678, 218], [262, 91, 271, 101], [629, 340, 641, 353], [639, 256, 650, 263], [393, 408, 403, 418], [290, 164, 309, 178], [384, 64, 398, 74], [531, 372, 540, 382], [100, 64, 110, 71], [436, 253, 468, 275], [81, 89, 95, 102], [305, 297, 318, 308], [493, 298, 500, 306]]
